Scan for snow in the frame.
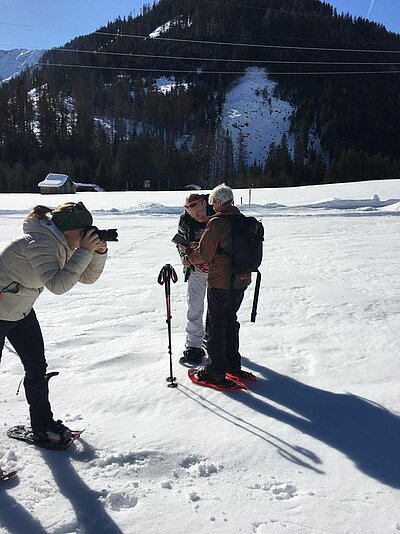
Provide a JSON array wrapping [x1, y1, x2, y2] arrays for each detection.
[[149, 17, 192, 39], [154, 77, 188, 95], [221, 67, 295, 165], [1, 179, 400, 533], [74, 183, 105, 193], [0, 49, 44, 84], [38, 173, 70, 188], [149, 20, 174, 39]]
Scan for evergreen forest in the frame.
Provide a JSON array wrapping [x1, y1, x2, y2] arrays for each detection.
[[1, 0, 400, 192]]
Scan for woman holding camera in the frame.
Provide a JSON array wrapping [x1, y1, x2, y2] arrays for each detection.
[[0, 201, 107, 445]]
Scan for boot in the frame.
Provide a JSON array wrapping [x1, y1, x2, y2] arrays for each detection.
[[181, 347, 205, 365], [33, 419, 71, 445]]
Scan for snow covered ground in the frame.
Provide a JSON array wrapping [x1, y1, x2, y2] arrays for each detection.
[[0, 179, 400, 533], [145, 66, 296, 164], [221, 67, 295, 165]]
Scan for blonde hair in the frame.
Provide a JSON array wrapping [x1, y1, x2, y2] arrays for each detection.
[[26, 202, 76, 221]]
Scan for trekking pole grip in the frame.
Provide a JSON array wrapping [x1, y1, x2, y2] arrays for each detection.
[[157, 264, 178, 286]]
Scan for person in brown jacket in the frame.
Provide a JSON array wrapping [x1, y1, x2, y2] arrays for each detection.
[[186, 184, 252, 388]]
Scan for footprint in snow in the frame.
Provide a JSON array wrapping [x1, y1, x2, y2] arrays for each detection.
[[96, 451, 152, 468], [180, 455, 222, 478], [104, 491, 138, 511], [251, 482, 297, 500]]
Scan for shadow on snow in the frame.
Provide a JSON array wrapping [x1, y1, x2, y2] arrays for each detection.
[[0, 476, 47, 534], [39, 437, 123, 534], [178, 383, 324, 474], [241, 359, 400, 489], [0, 438, 123, 534]]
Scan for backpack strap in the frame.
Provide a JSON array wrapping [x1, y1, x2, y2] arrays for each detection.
[[212, 212, 243, 258], [211, 212, 244, 289]]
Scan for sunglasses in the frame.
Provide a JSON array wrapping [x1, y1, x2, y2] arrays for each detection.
[[184, 200, 201, 209]]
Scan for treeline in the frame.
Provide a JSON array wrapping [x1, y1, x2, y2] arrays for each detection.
[[1, 0, 400, 192]]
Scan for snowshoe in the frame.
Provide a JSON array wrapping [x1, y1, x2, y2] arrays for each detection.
[[226, 370, 257, 381], [7, 425, 84, 450], [188, 368, 247, 391], [0, 468, 17, 482]]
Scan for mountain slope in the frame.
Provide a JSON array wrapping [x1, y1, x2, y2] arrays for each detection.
[[0, 49, 45, 84], [1, 0, 400, 192]]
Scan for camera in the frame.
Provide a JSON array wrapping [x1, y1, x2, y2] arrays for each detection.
[[88, 226, 118, 242]]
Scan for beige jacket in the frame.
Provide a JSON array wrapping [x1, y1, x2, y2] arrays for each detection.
[[0, 216, 107, 321]]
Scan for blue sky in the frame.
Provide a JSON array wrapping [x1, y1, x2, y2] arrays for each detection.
[[0, 0, 399, 51]]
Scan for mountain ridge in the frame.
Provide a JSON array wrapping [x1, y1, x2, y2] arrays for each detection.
[[0, 48, 45, 84], [1, 0, 400, 192]]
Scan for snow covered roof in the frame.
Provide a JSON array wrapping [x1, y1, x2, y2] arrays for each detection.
[[184, 184, 201, 190], [75, 183, 105, 192], [38, 173, 71, 188]]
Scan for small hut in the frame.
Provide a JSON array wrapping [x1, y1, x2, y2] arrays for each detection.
[[184, 183, 202, 190], [74, 182, 105, 192], [38, 173, 76, 195]]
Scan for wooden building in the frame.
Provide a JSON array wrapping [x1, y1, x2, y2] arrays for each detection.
[[38, 174, 77, 195]]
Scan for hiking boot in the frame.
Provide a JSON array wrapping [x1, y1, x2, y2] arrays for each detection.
[[196, 370, 237, 388], [182, 347, 205, 365], [34, 419, 72, 445], [227, 369, 256, 381]]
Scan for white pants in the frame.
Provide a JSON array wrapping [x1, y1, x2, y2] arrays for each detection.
[[186, 267, 208, 348]]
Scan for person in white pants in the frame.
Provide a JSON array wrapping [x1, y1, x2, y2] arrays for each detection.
[[176, 194, 214, 365], [185, 263, 208, 352]]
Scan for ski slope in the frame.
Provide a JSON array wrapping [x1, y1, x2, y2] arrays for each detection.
[[0, 180, 400, 533]]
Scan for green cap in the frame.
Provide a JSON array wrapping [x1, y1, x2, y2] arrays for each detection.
[[52, 202, 93, 231]]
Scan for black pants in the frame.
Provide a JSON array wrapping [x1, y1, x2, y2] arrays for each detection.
[[0, 309, 53, 432], [205, 286, 246, 377]]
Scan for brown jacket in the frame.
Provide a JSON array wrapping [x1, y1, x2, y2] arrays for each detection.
[[188, 205, 251, 289]]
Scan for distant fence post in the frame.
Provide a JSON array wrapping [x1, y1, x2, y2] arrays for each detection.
[[248, 188, 252, 209]]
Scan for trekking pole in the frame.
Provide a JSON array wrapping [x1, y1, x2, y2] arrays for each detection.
[[158, 264, 178, 388], [251, 270, 262, 323]]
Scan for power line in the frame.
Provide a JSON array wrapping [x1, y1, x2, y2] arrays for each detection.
[[1, 20, 400, 54], [0, 0, 374, 26], [49, 47, 400, 66], [200, 0, 339, 18], [0, 21, 87, 34], [0, 7, 396, 49], [38, 62, 400, 75], [92, 32, 400, 55], [2, 20, 400, 56], [3, 41, 400, 66], [0, 5, 118, 23]]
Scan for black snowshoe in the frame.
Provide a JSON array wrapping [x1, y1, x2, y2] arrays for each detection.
[[0, 468, 17, 482], [179, 347, 205, 366]]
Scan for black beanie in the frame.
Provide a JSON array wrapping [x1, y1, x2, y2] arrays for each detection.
[[52, 202, 93, 231]]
